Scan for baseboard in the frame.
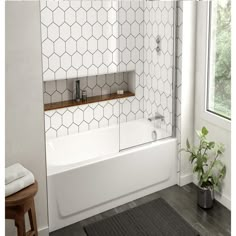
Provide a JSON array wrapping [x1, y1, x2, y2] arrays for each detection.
[[214, 191, 231, 210], [179, 173, 193, 186], [39, 226, 49, 236]]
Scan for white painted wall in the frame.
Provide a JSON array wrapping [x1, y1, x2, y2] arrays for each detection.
[[5, 2, 49, 235], [194, 2, 231, 210], [178, 1, 197, 186]]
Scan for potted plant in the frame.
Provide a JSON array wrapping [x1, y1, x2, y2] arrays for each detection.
[[181, 127, 226, 209]]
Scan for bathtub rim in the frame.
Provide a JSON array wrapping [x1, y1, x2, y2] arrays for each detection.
[[47, 136, 177, 177]]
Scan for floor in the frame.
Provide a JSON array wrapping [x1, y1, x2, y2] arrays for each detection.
[[50, 183, 231, 236]]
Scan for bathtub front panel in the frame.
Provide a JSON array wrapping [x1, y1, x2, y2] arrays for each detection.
[[47, 138, 177, 231]]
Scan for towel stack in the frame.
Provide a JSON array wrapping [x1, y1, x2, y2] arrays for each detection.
[[5, 163, 35, 197]]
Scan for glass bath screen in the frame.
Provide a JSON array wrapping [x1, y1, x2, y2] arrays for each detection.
[[118, 0, 176, 150]]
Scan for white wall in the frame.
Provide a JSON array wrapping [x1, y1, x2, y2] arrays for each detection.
[[194, 2, 231, 209], [5, 2, 49, 235], [178, 1, 197, 186]]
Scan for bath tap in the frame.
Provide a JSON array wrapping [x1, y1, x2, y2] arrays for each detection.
[[148, 112, 164, 122]]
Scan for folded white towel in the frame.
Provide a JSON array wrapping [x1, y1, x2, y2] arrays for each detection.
[[5, 163, 29, 185], [5, 172, 35, 197]]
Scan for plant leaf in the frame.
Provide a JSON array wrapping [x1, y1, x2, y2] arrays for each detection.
[[186, 139, 190, 149], [202, 126, 208, 136]]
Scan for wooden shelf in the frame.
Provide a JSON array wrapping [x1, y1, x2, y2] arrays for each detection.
[[44, 91, 135, 111]]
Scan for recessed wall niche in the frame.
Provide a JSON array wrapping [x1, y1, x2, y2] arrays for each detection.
[[43, 71, 136, 105]]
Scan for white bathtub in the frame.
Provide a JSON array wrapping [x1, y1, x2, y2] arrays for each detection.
[[46, 119, 177, 232]]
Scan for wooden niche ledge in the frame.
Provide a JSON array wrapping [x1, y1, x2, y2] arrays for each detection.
[[44, 91, 135, 111]]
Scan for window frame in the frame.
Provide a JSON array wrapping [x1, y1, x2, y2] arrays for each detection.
[[200, 1, 231, 130]]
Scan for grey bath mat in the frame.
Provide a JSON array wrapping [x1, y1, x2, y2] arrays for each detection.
[[84, 198, 200, 236]]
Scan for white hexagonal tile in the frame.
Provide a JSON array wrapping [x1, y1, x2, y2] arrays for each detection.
[[48, 23, 59, 42], [122, 100, 131, 115], [88, 37, 97, 54], [122, 22, 131, 38], [135, 35, 143, 50], [131, 22, 139, 37], [66, 38, 76, 55], [61, 53, 71, 70], [93, 51, 103, 67], [68, 123, 79, 135], [131, 48, 139, 63], [71, 23, 82, 40], [41, 8, 53, 26], [103, 50, 112, 66], [162, 38, 168, 54], [84, 106, 93, 123], [49, 54, 60, 72], [59, 1, 69, 11], [77, 37, 87, 54], [88, 76, 96, 89], [67, 67, 77, 78], [51, 112, 62, 130], [159, 23, 165, 38], [45, 80, 56, 95], [158, 80, 164, 94], [96, 74, 106, 87], [72, 52, 82, 69], [155, 91, 161, 104], [79, 122, 89, 132], [65, 8, 76, 26], [82, 22, 92, 40], [93, 22, 102, 40], [131, 99, 139, 113], [42, 55, 48, 72], [127, 35, 135, 51], [60, 23, 70, 41], [161, 67, 168, 81], [46, 129, 57, 140], [165, 24, 172, 40], [99, 117, 108, 128], [42, 39, 54, 57], [104, 103, 113, 119], [122, 49, 131, 64], [74, 108, 83, 125], [63, 110, 73, 127], [98, 36, 108, 53], [53, 8, 64, 26], [55, 68, 66, 80], [57, 126, 68, 137], [162, 8, 168, 25], [108, 8, 116, 25], [93, 86, 102, 96], [164, 81, 171, 95], [127, 8, 135, 23], [94, 105, 103, 121], [89, 120, 99, 130], [103, 22, 113, 39], [54, 38, 65, 56], [44, 115, 50, 131], [98, 8, 107, 25], [46, 1, 58, 11], [83, 52, 92, 68], [107, 36, 117, 53], [161, 93, 167, 108], [87, 8, 97, 25], [51, 91, 61, 103], [136, 8, 143, 24], [118, 8, 126, 24], [77, 8, 86, 26], [136, 86, 143, 100], [56, 80, 66, 93]]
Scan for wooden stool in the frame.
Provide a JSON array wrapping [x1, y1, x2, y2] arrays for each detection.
[[5, 181, 38, 236]]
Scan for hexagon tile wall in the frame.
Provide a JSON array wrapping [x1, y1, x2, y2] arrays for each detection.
[[41, 1, 182, 140]]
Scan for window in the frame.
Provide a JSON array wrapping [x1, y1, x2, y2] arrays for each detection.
[[207, 0, 231, 120]]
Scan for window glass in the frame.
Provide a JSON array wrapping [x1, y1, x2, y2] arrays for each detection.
[[207, 0, 231, 119]]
